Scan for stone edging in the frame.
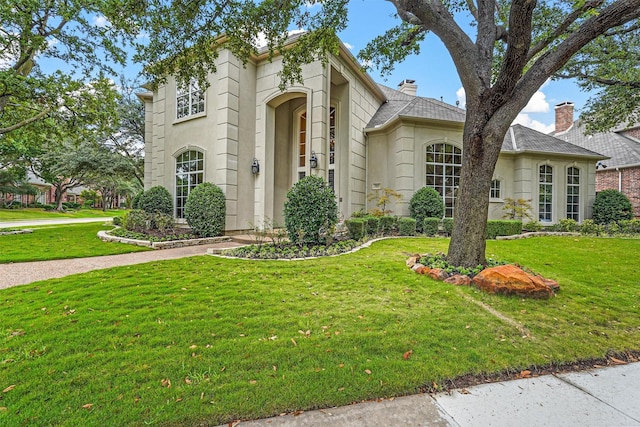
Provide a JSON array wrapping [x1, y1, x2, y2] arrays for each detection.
[[496, 231, 580, 240], [97, 230, 231, 249], [0, 229, 33, 236]]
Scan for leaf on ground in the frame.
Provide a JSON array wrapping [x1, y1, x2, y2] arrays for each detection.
[[364, 369, 372, 375], [189, 345, 197, 349], [610, 357, 627, 365], [2, 385, 15, 393], [460, 388, 470, 394], [161, 378, 171, 388], [291, 338, 297, 347], [403, 350, 413, 360], [82, 403, 93, 409], [184, 377, 192, 384], [292, 410, 304, 416], [298, 330, 311, 337], [338, 363, 345, 368], [517, 370, 532, 379], [249, 380, 257, 384], [0, 407, 7, 411]]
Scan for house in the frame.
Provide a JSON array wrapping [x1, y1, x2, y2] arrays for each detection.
[[139, 35, 606, 232], [553, 102, 640, 218]]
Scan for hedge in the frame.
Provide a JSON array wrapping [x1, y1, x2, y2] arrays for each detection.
[[398, 217, 416, 236], [485, 220, 522, 239], [423, 217, 440, 237]]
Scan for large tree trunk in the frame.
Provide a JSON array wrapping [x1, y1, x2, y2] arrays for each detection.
[[447, 106, 510, 268], [54, 185, 65, 211]]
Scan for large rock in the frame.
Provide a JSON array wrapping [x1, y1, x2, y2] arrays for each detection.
[[472, 265, 557, 299], [444, 274, 472, 286]]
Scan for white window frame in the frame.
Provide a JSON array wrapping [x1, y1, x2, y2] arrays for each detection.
[[490, 179, 502, 200], [566, 166, 580, 221], [425, 143, 462, 218], [176, 80, 205, 120], [175, 150, 204, 219], [539, 164, 553, 222]]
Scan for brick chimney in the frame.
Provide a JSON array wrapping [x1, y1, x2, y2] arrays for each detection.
[[554, 101, 574, 133], [398, 79, 417, 96]]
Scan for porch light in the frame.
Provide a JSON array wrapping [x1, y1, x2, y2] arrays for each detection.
[[251, 158, 260, 174], [596, 161, 607, 169], [310, 151, 318, 169]]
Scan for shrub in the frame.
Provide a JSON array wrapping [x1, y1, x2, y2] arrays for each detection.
[[284, 176, 338, 245], [580, 219, 605, 236], [112, 216, 122, 226], [558, 218, 578, 232], [523, 220, 543, 232], [153, 213, 176, 233], [398, 217, 416, 236], [345, 218, 366, 240], [409, 187, 444, 232], [485, 220, 522, 239], [442, 218, 454, 236], [592, 189, 633, 225], [379, 215, 397, 234], [123, 209, 149, 233], [131, 191, 144, 209], [501, 198, 534, 221], [184, 182, 226, 237], [619, 219, 640, 234], [138, 186, 173, 215], [367, 188, 403, 217], [365, 216, 380, 236], [423, 217, 440, 237]]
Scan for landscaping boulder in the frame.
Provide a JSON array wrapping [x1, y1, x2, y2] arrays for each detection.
[[472, 265, 557, 299], [406, 254, 421, 268], [428, 268, 448, 281], [444, 274, 472, 286]]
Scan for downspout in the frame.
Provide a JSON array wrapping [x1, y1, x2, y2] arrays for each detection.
[[616, 168, 622, 192], [364, 128, 368, 213]]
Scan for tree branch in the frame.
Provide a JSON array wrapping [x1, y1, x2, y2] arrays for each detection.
[[0, 109, 50, 135]]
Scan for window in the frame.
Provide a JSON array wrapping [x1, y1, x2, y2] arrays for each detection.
[[296, 111, 307, 181], [176, 80, 205, 119], [328, 106, 336, 191], [567, 167, 580, 221], [425, 143, 462, 218], [490, 179, 501, 199], [175, 150, 204, 218], [539, 165, 553, 222]]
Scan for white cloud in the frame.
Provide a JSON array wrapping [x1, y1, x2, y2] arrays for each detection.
[[254, 29, 305, 48], [93, 15, 110, 27], [456, 87, 466, 108], [343, 42, 353, 50], [305, 1, 320, 8], [513, 113, 555, 133], [522, 90, 549, 113]]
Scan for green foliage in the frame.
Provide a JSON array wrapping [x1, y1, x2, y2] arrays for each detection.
[[138, 186, 173, 216], [112, 216, 122, 226], [592, 189, 633, 225], [409, 187, 445, 232], [131, 191, 143, 209], [442, 218, 454, 236], [367, 188, 403, 217], [558, 218, 579, 232], [580, 219, 605, 236], [184, 182, 226, 237], [423, 217, 441, 237], [122, 209, 149, 233], [418, 252, 505, 277], [283, 176, 337, 245], [344, 218, 366, 240], [153, 213, 175, 233], [502, 198, 534, 221], [398, 217, 416, 236], [619, 219, 640, 234], [523, 220, 543, 232], [485, 220, 523, 239], [365, 216, 380, 236], [379, 215, 398, 234]]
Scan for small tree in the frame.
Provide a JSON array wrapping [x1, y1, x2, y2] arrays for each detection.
[[367, 188, 403, 217], [409, 187, 445, 232], [284, 175, 337, 245], [184, 182, 226, 237], [502, 198, 534, 221], [592, 189, 633, 224], [138, 186, 173, 216]]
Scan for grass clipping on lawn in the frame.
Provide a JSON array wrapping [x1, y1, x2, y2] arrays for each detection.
[[1, 237, 639, 426]]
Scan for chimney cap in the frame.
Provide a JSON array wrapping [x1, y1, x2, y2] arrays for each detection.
[[398, 79, 415, 86], [555, 101, 574, 109]]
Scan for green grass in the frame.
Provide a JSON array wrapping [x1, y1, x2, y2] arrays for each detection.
[[1, 237, 639, 426], [0, 208, 122, 221], [0, 223, 150, 263]]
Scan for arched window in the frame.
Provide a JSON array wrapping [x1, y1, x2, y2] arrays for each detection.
[[539, 165, 553, 222], [567, 167, 580, 221], [175, 150, 204, 218], [297, 111, 307, 181], [328, 106, 336, 191], [425, 143, 462, 218]]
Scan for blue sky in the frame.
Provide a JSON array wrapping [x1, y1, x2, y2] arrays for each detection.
[[40, 1, 593, 133]]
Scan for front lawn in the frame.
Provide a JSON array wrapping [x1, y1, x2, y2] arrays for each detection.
[[0, 208, 122, 221], [1, 237, 639, 426], [0, 223, 150, 263]]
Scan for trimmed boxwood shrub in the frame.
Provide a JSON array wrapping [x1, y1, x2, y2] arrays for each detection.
[[345, 218, 366, 240], [365, 216, 380, 236], [284, 176, 338, 245], [593, 189, 633, 224], [379, 215, 397, 234], [423, 217, 440, 237], [409, 187, 445, 232], [619, 219, 640, 234], [442, 218, 454, 236], [138, 186, 173, 215], [485, 220, 522, 239], [398, 217, 416, 236], [184, 182, 226, 237], [131, 191, 144, 209]]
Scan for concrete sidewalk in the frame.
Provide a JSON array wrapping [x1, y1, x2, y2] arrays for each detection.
[[0, 217, 113, 228], [222, 362, 640, 426]]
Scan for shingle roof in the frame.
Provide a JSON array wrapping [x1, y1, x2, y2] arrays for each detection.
[[553, 121, 640, 167], [366, 84, 465, 128], [504, 125, 606, 159]]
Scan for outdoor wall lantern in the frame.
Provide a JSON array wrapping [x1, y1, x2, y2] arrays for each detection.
[[310, 151, 318, 169], [596, 161, 608, 169], [251, 158, 260, 174]]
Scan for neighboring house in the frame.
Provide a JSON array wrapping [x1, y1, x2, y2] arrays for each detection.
[[553, 102, 640, 218], [2, 171, 82, 206], [139, 35, 606, 232]]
